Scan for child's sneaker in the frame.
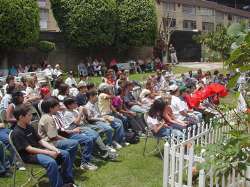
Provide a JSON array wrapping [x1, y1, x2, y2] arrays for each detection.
[[80, 162, 98, 171]]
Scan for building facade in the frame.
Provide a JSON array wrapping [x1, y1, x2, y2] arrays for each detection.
[[38, 0, 59, 32], [156, 0, 250, 33]]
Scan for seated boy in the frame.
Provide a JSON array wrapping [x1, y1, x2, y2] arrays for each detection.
[[84, 91, 115, 152], [63, 97, 117, 162], [97, 84, 127, 148], [12, 104, 76, 187], [38, 98, 78, 168]]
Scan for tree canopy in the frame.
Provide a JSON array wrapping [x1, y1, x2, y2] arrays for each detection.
[[51, 0, 117, 48], [50, 0, 157, 49], [195, 25, 233, 62], [116, 0, 157, 48], [0, 0, 40, 50]]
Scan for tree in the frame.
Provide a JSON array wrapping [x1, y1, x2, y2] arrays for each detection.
[[51, 0, 158, 50], [0, 0, 39, 50], [116, 0, 157, 49], [51, 0, 117, 48], [195, 25, 233, 66]]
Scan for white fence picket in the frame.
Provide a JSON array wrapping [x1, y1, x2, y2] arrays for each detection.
[[163, 110, 248, 187]]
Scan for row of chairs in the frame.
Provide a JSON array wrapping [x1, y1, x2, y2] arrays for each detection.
[[3, 103, 164, 186]]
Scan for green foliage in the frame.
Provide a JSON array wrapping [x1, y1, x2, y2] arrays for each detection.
[[37, 41, 56, 54], [51, 0, 117, 48], [116, 0, 157, 48], [50, 0, 157, 49], [199, 112, 250, 178], [0, 0, 39, 50], [195, 25, 233, 61]]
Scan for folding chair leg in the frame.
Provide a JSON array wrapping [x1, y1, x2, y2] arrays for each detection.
[[12, 165, 17, 187], [143, 136, 148, 156]]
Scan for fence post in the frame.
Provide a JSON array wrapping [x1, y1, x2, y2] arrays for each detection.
[[198, 169, 205, 187], [163, 142, 170, 187], [187, 144, 194, 186], [178, 145, 184, 186]]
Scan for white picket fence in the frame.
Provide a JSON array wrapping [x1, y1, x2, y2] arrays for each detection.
[[163, 110, 249, 187]]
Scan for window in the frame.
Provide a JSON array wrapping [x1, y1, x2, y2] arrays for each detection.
[[164, 18, 176, 28], [166, 3, 175, 11], [182, 5, 196, 15], [39, 9, 48, 30], [215, 11, 224, 22], [183, 20, 196, 30], [202, 22, 214, 32], [228, 14, 233, 21], [200, 8, 214, 16]]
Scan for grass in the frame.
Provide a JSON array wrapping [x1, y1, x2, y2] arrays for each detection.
[[2, 65, 234, 187], [87, 66, 196, 86], [0, 139, 164, 187]]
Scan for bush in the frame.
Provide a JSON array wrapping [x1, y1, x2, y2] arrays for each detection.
[[51, 0, 117, 48], [0, 0, 39, 50], [37, 41, 56, 54], [116, 0, 157, 48]]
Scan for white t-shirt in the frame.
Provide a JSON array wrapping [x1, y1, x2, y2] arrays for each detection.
[[44, 68, 53, 78], [52, 89, 59, 97], [0, 94, 11, 112], [170, 95, 186, 120], [146, 115, 160, 130], [26, 87, 39, 97], [65, 77, 77, 87], [98, 93, 112, 115]]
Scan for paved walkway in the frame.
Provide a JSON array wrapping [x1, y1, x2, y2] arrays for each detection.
[[177, 62, 223, 71]]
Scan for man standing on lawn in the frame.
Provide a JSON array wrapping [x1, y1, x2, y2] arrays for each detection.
[[169, 44, 179, 65]]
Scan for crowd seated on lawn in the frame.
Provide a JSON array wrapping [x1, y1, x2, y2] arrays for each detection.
[[0, 62, 229, 187]]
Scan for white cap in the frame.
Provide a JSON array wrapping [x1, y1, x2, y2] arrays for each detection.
[[169, 84, 178, 91]]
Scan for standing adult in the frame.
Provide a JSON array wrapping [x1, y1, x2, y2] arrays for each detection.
[[169, 44, 178, 65]]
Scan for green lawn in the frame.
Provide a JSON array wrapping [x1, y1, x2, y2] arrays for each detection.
[[88, 66, 196, 85], [0, 139, 164, 187], [1, 66, 233, 187]]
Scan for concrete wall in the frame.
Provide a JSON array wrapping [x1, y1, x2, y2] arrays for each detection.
[[0, 32, 154, 71]]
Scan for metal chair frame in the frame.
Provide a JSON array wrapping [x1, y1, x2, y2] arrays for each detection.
[[8, 131, 46, 187]]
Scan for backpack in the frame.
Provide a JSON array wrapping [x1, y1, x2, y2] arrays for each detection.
[[125, 129, 140, 144]]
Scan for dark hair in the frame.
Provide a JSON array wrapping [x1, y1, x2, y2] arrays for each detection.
[[6, 85, 16, 94], [87, 83, 95, 90], [11, 91, 24, 105], [6, 75, 15, 84], [54, 79, 63, 89], [148, 99, 166, 118], [86, 90, 97, 99], [41, 97, 60, 114], [59, 83, 69, 95], [63, 97, 76, 108], [214, 70, 219, 75], [13, 104, 31, 120]]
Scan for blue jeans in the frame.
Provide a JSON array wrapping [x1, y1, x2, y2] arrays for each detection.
[[111, 117, 125, 144], [90, 121, 113, 146], [69, 132, 94, 164], [53, 139, 78, 166], [0, 128, 14, 164], [0, 141, 10, 174], [36, 149, 74, 187], [130, 105, 147, 113], [155, 127, 171, 138]]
